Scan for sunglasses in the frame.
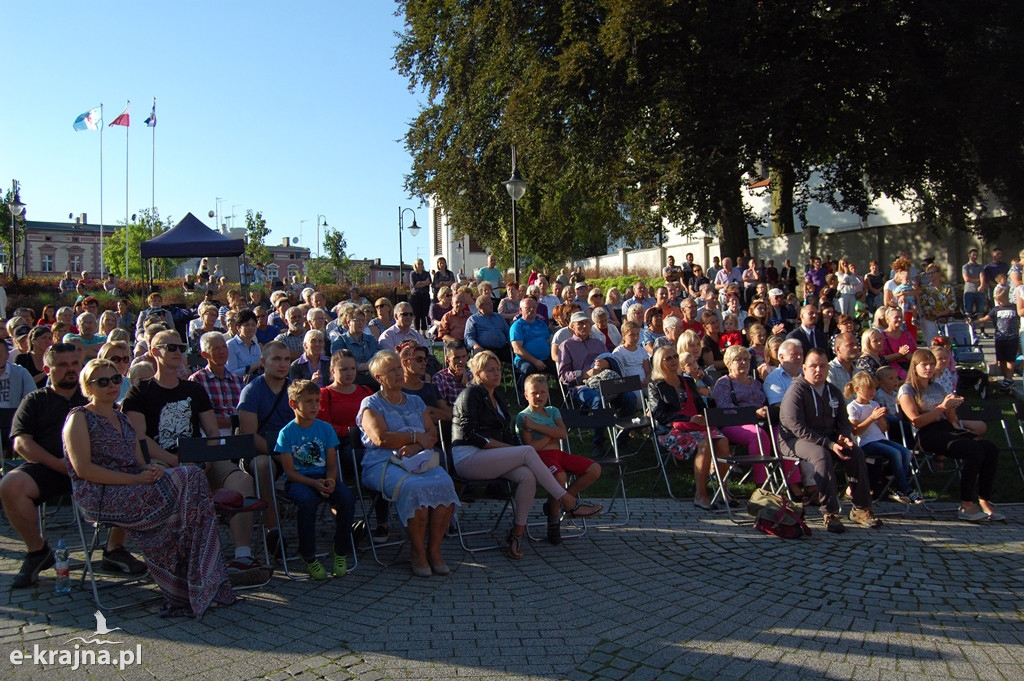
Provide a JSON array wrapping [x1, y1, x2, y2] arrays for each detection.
[[399, 313, 413, 318], [109, 355, 130, 363], [88, 374, 123, 387], [155, 343, 188, 353]]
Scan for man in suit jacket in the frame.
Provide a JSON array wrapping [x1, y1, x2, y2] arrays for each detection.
[[785, 304, 829, 354]]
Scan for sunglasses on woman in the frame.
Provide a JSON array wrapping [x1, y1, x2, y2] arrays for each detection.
[[88, 374, 124, 387]]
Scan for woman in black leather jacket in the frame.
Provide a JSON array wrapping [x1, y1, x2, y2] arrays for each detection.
[[451, 351, 601, 558]]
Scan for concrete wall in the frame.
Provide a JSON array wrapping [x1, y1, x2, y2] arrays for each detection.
[[572, 238, 723, 279], [749, 222, 999, 282]]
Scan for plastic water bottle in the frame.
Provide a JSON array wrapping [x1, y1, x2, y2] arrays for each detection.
[[53, 539, 70, 594]]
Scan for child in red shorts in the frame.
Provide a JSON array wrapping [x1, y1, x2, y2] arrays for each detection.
[[516, 374, 602, 545]]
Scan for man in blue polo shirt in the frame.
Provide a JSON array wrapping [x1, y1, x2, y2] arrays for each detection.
[[510, 297, 553, 378], [464, 294, 511, 363]]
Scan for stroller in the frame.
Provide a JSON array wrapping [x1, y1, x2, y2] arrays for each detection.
[[940, 317, 988, 397]]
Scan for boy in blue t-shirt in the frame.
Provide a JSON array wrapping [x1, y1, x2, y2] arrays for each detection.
[[275, 380, 356, 579], [516, 374, 601, 546]]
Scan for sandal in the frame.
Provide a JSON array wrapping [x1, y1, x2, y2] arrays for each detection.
[[565, 499, 603, 519], [506, 531, 525, 559]]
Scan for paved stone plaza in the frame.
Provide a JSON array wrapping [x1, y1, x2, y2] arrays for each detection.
[[2, 498, 1023, 680]]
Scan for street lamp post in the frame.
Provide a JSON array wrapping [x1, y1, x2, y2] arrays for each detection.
[[454, 240, 464, 277], [503, 146, 527, 283], [7, 180, 25, 279], [316, 214, 328, 258], [398, 207, 420, 293]]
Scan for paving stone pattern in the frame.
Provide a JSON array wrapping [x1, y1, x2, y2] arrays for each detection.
[[2, 498, 1023, 680]]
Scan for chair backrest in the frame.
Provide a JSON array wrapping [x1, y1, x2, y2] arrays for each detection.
[[703, 406, 761, 429], [560, 407, 617, 430], [598, 374, 643, 401], [177, 434, 257, 464]]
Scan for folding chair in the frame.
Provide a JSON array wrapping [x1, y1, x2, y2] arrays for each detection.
[[646, 412, 680, 499], [72, 440, 160, 611], [998, 401, 1024, 483], [437, 419, 515, 553], [268, 458, 360, 581], [560, 407, 632, 525], [704, 407, 786, 523], [72, 498, 160, 611], [176, 434, 273, 590], [597, 375, 649, 457], [346, 427, 406, 567]]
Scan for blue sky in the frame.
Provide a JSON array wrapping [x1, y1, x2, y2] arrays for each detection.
[[3, 2, 430, 265]]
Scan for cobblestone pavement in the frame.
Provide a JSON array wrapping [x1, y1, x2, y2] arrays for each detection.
[[2, 497, 1023, 680]]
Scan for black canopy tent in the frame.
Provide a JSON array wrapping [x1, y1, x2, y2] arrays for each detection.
[[140, 212, 245, 289]]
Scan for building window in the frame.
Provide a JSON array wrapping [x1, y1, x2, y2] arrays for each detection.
[[266, 264, 279, 280], [71, 237, 79, 243], [68, 254, 83, 272], [287, 264, 300, 279], [289, 254, 296, 260], [41, 254, 54, 273], [469, 236, 485, 253]]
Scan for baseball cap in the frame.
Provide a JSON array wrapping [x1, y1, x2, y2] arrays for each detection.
[[570, 311, 590, 323]]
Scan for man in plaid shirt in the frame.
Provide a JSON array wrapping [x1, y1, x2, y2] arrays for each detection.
[[188, 331, 243, 435], [432, 341, 470, 407]]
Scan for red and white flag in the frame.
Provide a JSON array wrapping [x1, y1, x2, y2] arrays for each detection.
[[109, 102, 130, 127]]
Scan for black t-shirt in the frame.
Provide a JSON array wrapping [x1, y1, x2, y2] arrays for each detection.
[[12, 387, 88, 458], [865, 273, 884, 293], [14, 353, 43, 380], [123, 378, 214, 452]]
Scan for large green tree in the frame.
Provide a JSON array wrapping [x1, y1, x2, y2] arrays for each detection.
[[396, 0, 1024, 263], [245, 210, 271, 265], [102, 209, 178, 278]]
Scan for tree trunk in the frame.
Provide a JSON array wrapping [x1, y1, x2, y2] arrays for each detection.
[[770, 164, 796, 236], [716, 181, 749, 263]]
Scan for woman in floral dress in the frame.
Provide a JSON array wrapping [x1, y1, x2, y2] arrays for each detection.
[[63, 358, 235, 618]]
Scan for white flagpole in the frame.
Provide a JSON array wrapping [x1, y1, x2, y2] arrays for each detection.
[[151, 97, 155, 211], [99, 103, 104, 277], [150, 97, 155, 281], [123, 100, 130, 277]]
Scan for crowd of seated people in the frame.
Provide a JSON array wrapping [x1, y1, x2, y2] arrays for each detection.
[[0, 246, 1016, 608]]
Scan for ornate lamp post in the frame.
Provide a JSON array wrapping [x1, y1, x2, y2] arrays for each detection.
[[502, 146, 527, 283], [7, 180, 25, 279], [398, 207, 420, 291]]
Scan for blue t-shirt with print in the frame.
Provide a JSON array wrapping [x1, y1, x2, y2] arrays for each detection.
[[275, 418, 340, 479]]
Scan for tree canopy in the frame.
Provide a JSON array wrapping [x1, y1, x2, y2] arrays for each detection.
[[245, 210, 271, 266], [396, 0, 1024, 264], [102, 209, 178, 279]]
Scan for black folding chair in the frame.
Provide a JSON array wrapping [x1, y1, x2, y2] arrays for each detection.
[[346, 427, 406, 566], [704, 406, 786, 523], [998, 402, 1024, 484], [437, 419, 514, 553], [176, 434, 273, 589], [561, 407, 631, 525]]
